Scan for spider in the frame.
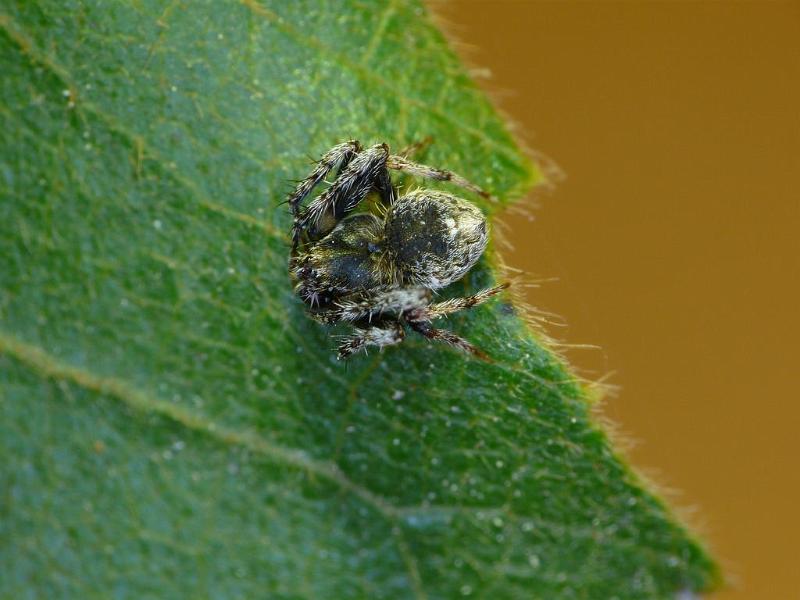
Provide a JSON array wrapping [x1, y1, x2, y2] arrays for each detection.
[[287, 139, 508, 360]]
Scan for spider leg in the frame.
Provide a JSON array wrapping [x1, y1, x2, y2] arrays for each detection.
[[297, 144, 394, 243], [287, 140, 361, 219], [385, 154, 495, 201], [371, 166, 397, 207], [327, 284, 505, 359], [406, 283, 509, 321], [406, 320, 490, 361], [337, 320, 405, 359], [288, 140, 362, 250], [328, 288, 431, 323], [401, 284, 508, 360]]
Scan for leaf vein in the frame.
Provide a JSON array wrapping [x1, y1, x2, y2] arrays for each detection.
[[0, 330, 398, 519], [0, 13, 284, 241], [238, 0, 525, 167], [359, 0, 400, 65]]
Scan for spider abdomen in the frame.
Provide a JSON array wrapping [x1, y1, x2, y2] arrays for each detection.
[[385, 190, 488, 288]]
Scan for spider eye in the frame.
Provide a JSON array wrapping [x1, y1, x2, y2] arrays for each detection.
[[367, 242, 381, 253]]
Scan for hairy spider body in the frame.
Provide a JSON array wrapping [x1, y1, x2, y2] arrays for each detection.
[[287, 140, 507, 359]]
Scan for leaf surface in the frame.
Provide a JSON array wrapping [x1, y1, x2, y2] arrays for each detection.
[[0, 1, 717, 598]]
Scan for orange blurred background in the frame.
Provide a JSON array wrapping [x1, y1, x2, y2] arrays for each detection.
[[432, 2, 799, 599]]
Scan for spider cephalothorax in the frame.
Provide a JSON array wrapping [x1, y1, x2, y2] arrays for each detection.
[[287, 139, 508, 359]]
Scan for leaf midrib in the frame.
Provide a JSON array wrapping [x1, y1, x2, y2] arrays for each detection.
[[0, 330, 661, 562], [0, 332, 575, 600], [0, 331, 397, 515]]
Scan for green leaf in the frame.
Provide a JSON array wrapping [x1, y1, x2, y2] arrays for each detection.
[[0, 1, 718, 598]]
